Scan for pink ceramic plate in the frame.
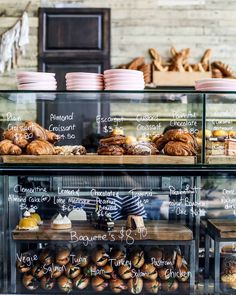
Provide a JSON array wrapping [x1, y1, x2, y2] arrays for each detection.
[[196, 78, 235, 84], [196, 81, 236, 88], [104, 72, 143, 78], [17, 72, 55, 78], [105, 86, 145, 90], [66, 84, 104, 89], [66, 72, 103, 79], [66, 78, 103, 84], [67, 86, 104, 90], [18, 82, 57, 87], [66, 76, 103, 82], [104, 77, 144, 83], [196, 86, 236, 91], [17, 77, 56, 84], [104, 69, 143, 75], [18, 84, 57, 90]]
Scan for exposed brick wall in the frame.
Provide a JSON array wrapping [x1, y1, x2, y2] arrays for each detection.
[[0, 0, 235, 89]]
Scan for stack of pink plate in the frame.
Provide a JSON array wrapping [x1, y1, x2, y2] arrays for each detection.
[[195, 78, 236, 91], [16, 72, 57, 90], [65, 72, 104, 90], [104, 69, 145, 90]]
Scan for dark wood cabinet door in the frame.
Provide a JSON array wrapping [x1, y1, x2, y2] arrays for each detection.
[[39, 8, 110, 60], [38, 8, 110, 90]]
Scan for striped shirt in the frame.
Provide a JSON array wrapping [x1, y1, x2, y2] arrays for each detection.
[[75, 194, 147, 220]]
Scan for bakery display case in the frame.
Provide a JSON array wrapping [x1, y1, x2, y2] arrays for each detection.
[[205, 92, 236, 164], [0, 90, 235, 295]]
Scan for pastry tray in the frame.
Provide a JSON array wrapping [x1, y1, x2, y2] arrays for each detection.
[[0, 154, 196, 165], [12, 221, 193, 241], [206, 155, 236, 164]]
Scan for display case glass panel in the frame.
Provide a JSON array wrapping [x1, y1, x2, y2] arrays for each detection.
[[0, 91, 203, 166], [5, 172, 198, 294], [205, 92, 236, 165]]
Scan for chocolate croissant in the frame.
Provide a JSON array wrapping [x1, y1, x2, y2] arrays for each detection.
[[0, 139, 22, 155], [164, 141, 196, 156], [26, 140, 56, 155]]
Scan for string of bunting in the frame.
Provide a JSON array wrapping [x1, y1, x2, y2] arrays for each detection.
[[0, 1, 31, 73]]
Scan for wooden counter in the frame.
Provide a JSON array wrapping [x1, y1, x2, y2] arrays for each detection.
[[12, 220, 193, 241], [0, 154, 196, 165], [207, 219, 236, 239]]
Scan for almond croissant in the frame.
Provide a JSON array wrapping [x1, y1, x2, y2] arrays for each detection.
[[0, 139, 22, 155], [26, 140, 56, 155]]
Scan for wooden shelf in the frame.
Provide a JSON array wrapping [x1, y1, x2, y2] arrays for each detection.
[[0, 154, 196, 165], [12, 221, 193, 241], [207, 219, 236, 239], [206, 155, 236, 165]]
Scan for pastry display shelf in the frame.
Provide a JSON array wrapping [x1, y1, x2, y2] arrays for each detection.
[[11, 221, 195, 292], [0, 154, 196, 165], [204, 219, 236, 293], [206, 155, 236, 165], [12, 220, 193, 242]]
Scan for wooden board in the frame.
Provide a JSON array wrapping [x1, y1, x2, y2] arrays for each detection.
[[206, 155, 236, 165], [207, 219, 236, 239], [12, 220, 193, 241], [0, 154, 196, 165], [152, 70, 211, 86]]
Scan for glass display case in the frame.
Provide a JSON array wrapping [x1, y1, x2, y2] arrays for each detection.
[[0, 90, 235, 295]]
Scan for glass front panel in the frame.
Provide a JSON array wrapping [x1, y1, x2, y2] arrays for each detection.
[[6, 172, 198, 294], [205, 93, 236, 164], [0, 91, 203, 165]]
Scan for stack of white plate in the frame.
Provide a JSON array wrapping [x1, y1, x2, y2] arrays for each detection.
[[104, 69, 145, 90], [16, 72, 57, 90], [65, 72, 104, 90], [195, 78, 236, 91]]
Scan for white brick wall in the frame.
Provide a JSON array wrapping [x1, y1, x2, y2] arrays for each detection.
[[0, 0, 236, 89]]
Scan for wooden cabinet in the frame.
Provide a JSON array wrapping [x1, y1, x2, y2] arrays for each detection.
[[38, 8, 110, 89]]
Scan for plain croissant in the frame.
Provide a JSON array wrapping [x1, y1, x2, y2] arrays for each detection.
[[26, 139, 56, 155], [0, 139, 22, 155]]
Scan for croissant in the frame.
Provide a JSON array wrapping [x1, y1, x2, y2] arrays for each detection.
[[164, 141, 196, 156], [0, 139, 22, 155], [45, 130, 60, 144], [26, 140, 56, 155], [4, 129, 29, 148], [163, 129, 197, 148], [128, 57, 145, 70], [211, 61, 235, 78], [153, 135, 168, 151], [24, 121, 47, 141]]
